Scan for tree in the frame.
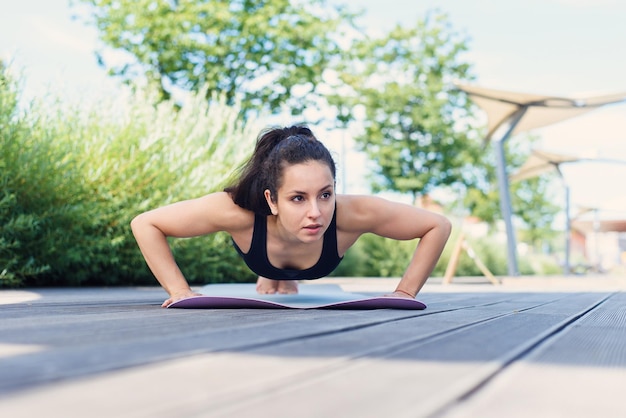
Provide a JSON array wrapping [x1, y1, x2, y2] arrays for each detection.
[[505, 136, 561, 246], [326, 10, 560, 247], [327, 11, 482, 203], [75, 0, 357, 115], [463, 134, 561, 244], [513, 175, 561, 246]]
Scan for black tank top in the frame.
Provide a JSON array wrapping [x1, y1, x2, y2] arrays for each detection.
[[232, 209, 343, 280]]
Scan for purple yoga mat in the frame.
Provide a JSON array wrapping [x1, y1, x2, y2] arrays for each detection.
[[167, 283, 426, 310]]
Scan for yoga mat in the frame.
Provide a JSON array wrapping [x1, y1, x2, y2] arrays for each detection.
[[167, 283, 426, 310]]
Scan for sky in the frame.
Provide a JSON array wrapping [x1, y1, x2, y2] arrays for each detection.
[[2, 0, 626, 217]]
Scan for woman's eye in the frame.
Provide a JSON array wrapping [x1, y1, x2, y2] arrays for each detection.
[[292, 196, 304, 202], [321, 192, 332, 199]]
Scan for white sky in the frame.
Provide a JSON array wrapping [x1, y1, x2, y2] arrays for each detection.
[[2, 0, 626, 214]]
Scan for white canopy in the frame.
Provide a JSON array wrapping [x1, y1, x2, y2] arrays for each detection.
[[456, 83, 626, 140], [509, 149, 581, 182]]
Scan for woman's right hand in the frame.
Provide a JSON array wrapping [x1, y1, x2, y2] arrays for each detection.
[[161, 290, 202, 308]]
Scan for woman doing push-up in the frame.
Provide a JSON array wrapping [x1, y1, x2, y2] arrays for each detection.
[[131, 125, 451, 307]]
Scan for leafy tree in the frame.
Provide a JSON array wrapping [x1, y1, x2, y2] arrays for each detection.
[[327, 11, 482, 203], [325, 10, 560, 248], [506, 137, 561, 246], [74, 0, 357, 115], [463, 134, 561, 244], [514, 175, 561, 246]]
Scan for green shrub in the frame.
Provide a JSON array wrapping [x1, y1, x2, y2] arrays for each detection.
[[1, 64, 259, 287], [0, 69, 72, 287], [332, 232, 450, 278], [440, 230, 561, 278], [330, 226, 561, 280]]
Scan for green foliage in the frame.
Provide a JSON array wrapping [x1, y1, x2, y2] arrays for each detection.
[[331, 227, 560, 279], [1, 65, 258, 287], [328, 11, 481, 202], [331, 233, 450, 278], [446, 233, 560, 277], [0, 68, 68, 287], [455, 237, 509, 276], [462, 134, 562, 246], [513, 175, 561, 246], [75, 0, 357, 116], [324, 10, 560, 246], [357, 234, 420, 277], [507, 138, 562, 246]]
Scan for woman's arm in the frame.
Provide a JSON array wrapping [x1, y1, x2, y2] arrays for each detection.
[[130, 192, 251, 307], [338, 195, 451, 298], [392, 209, 451, 298]]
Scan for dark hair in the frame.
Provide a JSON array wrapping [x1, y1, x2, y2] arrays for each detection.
[[225, 125, 336, 215]]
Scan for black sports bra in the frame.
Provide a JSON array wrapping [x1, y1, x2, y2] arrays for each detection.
[[232, 209, 343, 280]]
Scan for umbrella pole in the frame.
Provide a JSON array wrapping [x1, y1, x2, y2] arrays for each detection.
[[564, 184, 571, 275], [492, 107, 527, 276], [494, 139, 519, 276]]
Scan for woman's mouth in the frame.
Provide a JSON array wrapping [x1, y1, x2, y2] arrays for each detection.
[[303, 224, 323, 234]]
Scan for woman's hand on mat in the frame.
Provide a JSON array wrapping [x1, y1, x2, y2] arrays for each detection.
[[162, 289, 202, 308], [385, 289, 415, 299]]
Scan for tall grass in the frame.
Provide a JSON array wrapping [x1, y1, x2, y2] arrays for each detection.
[[1, 66, 259, 287]]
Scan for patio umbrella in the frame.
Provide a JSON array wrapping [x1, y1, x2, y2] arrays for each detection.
[[457, 84, 626, 142], [509, 149, 581, 182]]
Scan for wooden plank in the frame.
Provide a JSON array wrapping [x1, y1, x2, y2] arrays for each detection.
[[0, 294, 562, 415], [0, 288, 617, 418], [195, 292, 610, 418], [0, 288, 525, 394], [0, 290, 507, 394], [437, 292, 626, 418]]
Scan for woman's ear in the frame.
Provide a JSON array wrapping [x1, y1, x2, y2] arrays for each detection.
[[264, 189, 278, 215]]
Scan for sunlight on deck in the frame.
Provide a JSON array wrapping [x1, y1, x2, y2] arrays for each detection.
[[0, 291, 41, 305]]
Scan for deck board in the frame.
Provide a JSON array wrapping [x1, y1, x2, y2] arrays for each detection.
[[0, 282, 625, 417], [438, 292, 626, 418], [203, 292, 611, 418]]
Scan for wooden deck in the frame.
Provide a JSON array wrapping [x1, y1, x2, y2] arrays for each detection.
[[1, 276, 625, 418]]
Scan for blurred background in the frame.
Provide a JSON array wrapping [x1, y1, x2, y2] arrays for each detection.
[[2, 0, 625, 287]]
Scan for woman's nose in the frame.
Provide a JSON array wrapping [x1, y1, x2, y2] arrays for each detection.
[[308, 201, 321, 218]]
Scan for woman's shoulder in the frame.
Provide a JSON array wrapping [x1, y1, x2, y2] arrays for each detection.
[[335, 194, 388, 231], [336, 194, 389, 213], [200, 191, 255, 231], [336, 194, 427, 231]]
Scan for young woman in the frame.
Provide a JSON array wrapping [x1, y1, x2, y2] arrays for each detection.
[[131, 125, 451, 307]]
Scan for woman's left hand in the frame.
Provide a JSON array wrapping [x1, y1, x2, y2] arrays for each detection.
[[161, 290, 202, 308], [384, 290, 415, 299]]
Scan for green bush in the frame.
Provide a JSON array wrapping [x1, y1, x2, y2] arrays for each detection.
[[1, 65, 259, 287], [332, 232, 449, 278], [331, 226, 561, 280], [439, 230, 560, 278]]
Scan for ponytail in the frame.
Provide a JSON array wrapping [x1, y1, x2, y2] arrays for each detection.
[[225, 125, 336, 215]]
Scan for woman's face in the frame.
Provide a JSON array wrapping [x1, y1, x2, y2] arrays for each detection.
[[265, 160, 335, 243]]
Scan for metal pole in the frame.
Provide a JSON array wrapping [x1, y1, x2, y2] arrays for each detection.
[[564, 184, 571, 275], [494, 138, 519, 276], [491, 107, 527, 277], [593, 208, 601, 272]]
